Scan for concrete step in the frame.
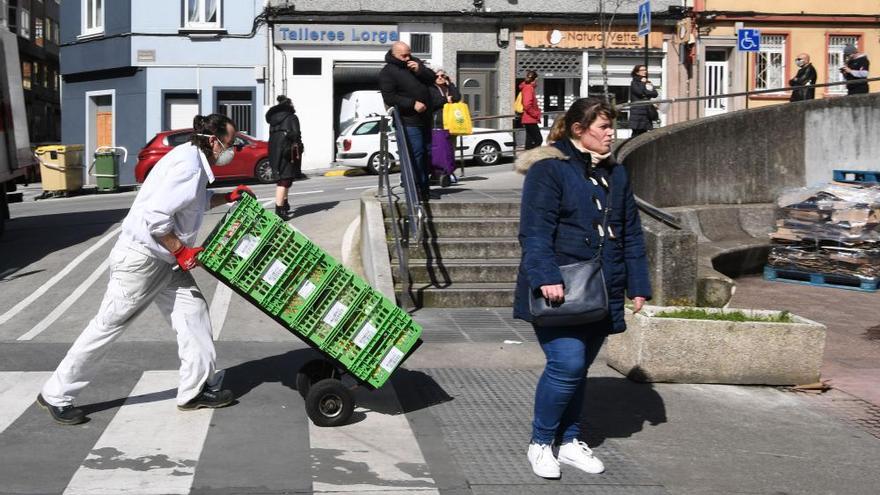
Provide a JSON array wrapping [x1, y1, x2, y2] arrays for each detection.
[[382, 201, 521, 219], [386, 217, 519, 239], [389, 237, 520, 259], [396, 282, 515, 308], [392, 258, 519, 284]]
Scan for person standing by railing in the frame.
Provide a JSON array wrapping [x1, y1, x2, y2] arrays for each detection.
[[429, 69, 461, 188], [789, 53, 817, 102], [520, 70, 543, 150], [379, 41, 437, 201], [841, 44, 870, 96], [629, 65, 658, 137]]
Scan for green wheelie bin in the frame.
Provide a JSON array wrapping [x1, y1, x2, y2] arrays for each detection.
[[90, 146, 128, 192]]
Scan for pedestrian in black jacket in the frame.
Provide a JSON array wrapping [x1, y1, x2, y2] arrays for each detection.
[[629, 65, 658, 137], [841, 44, 870, 95], [265, 95, 303, 220], [789, 53, 817, 102], [379, 41, 437, 201]]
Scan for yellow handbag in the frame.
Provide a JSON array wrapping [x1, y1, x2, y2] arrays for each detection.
[[443, 102, 473, 136], [514, 92, 524, 114]]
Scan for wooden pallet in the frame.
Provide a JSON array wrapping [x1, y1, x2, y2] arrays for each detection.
[[763, 265, 880, 292]]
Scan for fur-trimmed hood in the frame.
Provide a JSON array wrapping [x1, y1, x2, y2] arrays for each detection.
[[514, 146, 568, 175]]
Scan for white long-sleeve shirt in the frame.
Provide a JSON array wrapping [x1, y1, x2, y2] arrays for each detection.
[[119, 143, 215, 264]]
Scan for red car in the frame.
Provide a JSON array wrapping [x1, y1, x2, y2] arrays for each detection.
[[135, 129, 274, 183]]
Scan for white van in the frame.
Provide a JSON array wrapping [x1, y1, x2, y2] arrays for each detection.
[[338, 90, 386, 133]]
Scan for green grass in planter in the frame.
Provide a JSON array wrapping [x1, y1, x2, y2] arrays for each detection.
[[652, 308, 794, 323]]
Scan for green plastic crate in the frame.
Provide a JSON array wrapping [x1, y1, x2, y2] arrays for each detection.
[[292, 269, 371, 347], [233, 226, 312, 307], [274, 246, 339, 323], [325, 295, 402, 370], [350, 307, 422, 388], [199, 196, 282, 280]]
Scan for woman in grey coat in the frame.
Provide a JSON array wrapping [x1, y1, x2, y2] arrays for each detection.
[[628, 65, 658, 137]]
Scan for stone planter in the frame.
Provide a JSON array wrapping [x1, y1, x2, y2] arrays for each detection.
[[606, 306, 826, 385]]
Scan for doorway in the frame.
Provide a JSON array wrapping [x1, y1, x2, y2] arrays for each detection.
[[458, 53, 498, 128], [704, 49, 729, 116], [541, 78, 566, 127]]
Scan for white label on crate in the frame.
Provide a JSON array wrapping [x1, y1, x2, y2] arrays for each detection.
[[353, 322, 378, 349], [297, 280, 317, 299], [380, 347, 405, 372], [234, 234, 260, 258], [322, 301, 348, 328], [262, 260, 287, 286]]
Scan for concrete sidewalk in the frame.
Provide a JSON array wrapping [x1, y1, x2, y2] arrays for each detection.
[[316, 163, 880, 493]]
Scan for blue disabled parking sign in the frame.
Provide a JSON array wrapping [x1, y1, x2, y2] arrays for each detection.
[[737, 29, 761, 52], [637, 1, 651, 37]]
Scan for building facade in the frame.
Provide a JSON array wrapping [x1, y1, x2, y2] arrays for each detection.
[[266, 1, 688, 171], [694, 0, 879, 113], [4, 0, 61, 145], [60, 0, 268, 185]]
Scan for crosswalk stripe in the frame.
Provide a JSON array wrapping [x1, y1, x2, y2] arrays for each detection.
[[0, 372, 52, 433], [17, 260, 109, 341], [209, 283, 232, 339], [310, 385, 438, 494], [0, 226, 121, 326], [63, 371, 214, 495]]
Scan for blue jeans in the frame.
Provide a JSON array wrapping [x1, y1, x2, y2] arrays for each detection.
[[531, 325, 606, 445], [404, 125, 430, 194]]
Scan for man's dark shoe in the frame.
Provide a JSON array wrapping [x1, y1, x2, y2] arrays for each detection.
[[37, 394, 86, 425], [177, 388, 235, 411]]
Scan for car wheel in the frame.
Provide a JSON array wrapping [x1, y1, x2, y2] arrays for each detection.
[[366, 151, 394, 175], [254, 158, 277, 184], [474, 140, 501, 166]]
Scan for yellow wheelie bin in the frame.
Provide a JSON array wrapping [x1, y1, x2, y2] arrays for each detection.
[[34, 145, 85, 193]]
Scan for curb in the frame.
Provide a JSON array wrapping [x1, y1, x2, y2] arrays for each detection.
[[324, 168, 367, 177]]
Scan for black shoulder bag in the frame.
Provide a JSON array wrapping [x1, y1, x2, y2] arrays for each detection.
[[528, 171, 611, 327]]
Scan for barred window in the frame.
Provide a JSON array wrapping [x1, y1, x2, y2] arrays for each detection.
[[827, 35, 860, 94], [516, 51, 582, 78], [411, 34, 431, 57], [755, 34, 786, 91]]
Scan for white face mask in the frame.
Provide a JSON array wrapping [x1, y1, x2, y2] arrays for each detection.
[[795, 59, 805, 68], [197, 133, 235, 166]]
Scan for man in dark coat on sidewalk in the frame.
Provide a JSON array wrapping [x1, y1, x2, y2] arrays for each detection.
[[379, 41, 437, 201], [789, 53, 817, 102]]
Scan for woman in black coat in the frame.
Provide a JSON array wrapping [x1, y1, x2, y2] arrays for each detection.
[[514, 97, 651, 480], [628, 65, 658, 137], [265, 95, 303, 220]]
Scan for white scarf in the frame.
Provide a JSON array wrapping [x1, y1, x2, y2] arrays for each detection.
[[569, 139, 611, 166]]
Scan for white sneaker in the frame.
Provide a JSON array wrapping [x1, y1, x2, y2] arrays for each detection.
[[527, 442, 561, 479], [557, 439, 605, 474]]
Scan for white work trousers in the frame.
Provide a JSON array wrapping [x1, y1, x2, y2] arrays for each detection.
[[42, 243, 217, 407]]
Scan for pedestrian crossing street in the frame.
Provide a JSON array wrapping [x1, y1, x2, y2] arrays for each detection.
[[0, 370, 440, 495]]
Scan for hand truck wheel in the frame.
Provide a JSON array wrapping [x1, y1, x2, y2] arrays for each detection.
[[305, 378, 355, 427]]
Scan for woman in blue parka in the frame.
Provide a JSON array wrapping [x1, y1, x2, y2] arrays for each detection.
[[514, 97, 651, 480]]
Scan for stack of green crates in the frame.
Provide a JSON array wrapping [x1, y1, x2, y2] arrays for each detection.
[[198, 194, 422, 389]]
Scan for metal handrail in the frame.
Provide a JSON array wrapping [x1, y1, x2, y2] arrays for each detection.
[[376, 107, 428, 310]]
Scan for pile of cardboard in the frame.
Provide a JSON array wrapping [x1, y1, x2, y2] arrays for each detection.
[[768, 182, 880, 279]]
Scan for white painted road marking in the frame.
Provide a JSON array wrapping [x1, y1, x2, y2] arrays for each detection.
[[344, 185, 375, 190], [209, 283, 233, 340], [0, 226, 122, 326], [63, 371, 214, 495], [0, 372, 52, 433], [17, 260, 109, 341], [310, 385, 437, 494]]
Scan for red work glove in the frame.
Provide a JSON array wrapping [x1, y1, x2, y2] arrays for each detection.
[[225, 185, 255, 202], [173, 245, 204, 271]]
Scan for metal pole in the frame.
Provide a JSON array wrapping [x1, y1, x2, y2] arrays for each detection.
[[644, 34, 649, 78]]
